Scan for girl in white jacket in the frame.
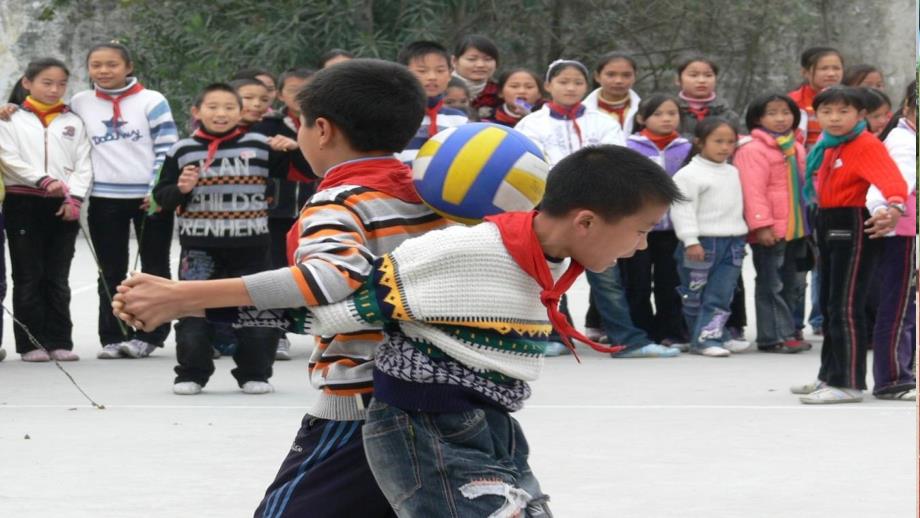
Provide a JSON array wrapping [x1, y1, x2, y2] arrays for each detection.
[[583, 52, 642, 134], [516, 59, 624, 167], [0, 58, 92, 362]]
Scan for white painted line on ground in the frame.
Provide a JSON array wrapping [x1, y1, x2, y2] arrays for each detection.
[[0, 404, 913, 411]]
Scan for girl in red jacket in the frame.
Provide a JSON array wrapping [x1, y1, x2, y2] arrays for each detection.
[[735, 94, 811, 354], [792, 87, 907, 404]]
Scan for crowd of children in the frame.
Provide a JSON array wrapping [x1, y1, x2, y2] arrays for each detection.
[[0, 34, 915, 516]]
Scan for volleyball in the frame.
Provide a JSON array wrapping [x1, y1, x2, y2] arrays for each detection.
[[412, 123, 549, 224]]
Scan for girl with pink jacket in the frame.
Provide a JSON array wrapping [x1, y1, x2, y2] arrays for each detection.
[[735, 94, 812, 354]]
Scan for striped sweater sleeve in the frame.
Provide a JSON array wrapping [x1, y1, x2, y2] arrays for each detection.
[[146, 95, 179, 189], [242, 194, 374, 309]]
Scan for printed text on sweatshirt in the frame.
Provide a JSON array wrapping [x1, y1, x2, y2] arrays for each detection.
[[70, 78, 178, 198]]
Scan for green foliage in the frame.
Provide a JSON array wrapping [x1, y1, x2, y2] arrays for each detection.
[[116, 0, 822, 130]]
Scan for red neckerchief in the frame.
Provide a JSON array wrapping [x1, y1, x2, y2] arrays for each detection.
[[484, 210, 625, 358], [546, 102, 585, 146], [686, 105, 709, 121], [319, 157, 422, 203], [426, 97, 444, 137], [596, 94, 629, 125], [640, 129, 679, 150], [287, 157, 423, 264], [95, 81, 144, 128], [21, 97, 67, 127], [493, 104, 523, 127], [193, 127, 244, 171]]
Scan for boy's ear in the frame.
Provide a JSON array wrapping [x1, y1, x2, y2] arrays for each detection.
[[572, 209, 597, 233], [314, 117, 334, 147], [190, 105, 200, 119]]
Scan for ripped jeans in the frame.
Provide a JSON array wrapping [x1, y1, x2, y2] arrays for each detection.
[[675, 236, 745, 350], [363, 399, 552, 518]]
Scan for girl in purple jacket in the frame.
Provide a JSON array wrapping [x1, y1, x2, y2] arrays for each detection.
[[619, 94, 692, 349]]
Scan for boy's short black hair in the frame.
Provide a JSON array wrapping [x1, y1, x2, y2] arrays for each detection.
[[813, 86, 865, 111], [744, 93, 802, 133], [278, 68, 316, 91], [232, 67, 275, 84], [319, 48, 354, 68], [858, 87, 891, 112], [541, 145, 685, 222], [397, 41, 451, 67], [296, 59, 426, 153], [194, 83, 242, 108]]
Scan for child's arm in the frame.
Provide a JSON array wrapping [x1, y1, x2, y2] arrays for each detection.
[[733, 145, 776, 244], [152, 152, 193, 212], [146, 96, 179, 193], [867, 132, 916, 214], [669, 172, 702, 247], [67, 122, 94, 200]]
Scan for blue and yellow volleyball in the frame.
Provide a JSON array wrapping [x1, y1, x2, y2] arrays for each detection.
[[412, 123, 549, 224]]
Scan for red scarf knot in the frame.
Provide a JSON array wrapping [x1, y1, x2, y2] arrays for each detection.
[[546, 102, 586, 146], [95, 80, 144, 129], [193, 127, 244, 171]]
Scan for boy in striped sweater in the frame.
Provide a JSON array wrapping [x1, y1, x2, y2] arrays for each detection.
[[153, 83, 286, 395], [116, 144, 682, 516], [125, 60, 445, 517]]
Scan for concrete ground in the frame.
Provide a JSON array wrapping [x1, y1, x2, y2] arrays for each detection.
[[0, 237, 916, 518]]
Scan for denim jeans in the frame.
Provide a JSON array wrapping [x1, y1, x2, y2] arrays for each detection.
[[751, 239, 807, 345], [808, 265, 824, 330], [675, 236, 745, 349], [363, 399, 552, 518], [585, 264, 650, 348]]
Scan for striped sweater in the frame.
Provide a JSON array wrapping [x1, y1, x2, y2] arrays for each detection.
[[238, 157, 448, 420], [153, 130, 284, 248], [396, 96, 468, 164], [227, 221, 567, 413], [70, 78, 178, 199]]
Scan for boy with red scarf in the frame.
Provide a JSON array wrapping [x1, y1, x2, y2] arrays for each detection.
[[122, 60, 448, 517], [153, 83, 286, 396], [396, 41, 469, 164], [115, 143, 682, 515]]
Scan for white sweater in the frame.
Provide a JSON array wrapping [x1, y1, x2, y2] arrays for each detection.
[[515, 105, 625, 167], [0, 108, 93, 198], [583, 88, 641, 135], [670, 155, 748, 246], [70, 79, 178, 199]]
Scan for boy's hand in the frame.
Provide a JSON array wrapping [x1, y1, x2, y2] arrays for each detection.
[[0, 103, 18, 121], [267, 135, 299, 152], [43, 179, 67, 197], [112, 272, 204, 331], [56, 197, 82, 221], [755, 227, 778, 247], [177, 165, 200, 194], [685, 244, 706, 262], [865, 207, 901, 238]]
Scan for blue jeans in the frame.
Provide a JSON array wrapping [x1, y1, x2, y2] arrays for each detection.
[[585, 264, 651, 349], [363, 399, 552, 517], [751, 239, 807, 345], [808, 265, 823, 330], [675, 237, 745, 349]]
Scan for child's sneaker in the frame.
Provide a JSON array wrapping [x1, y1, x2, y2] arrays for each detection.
[[50, 349, 79, 361], [799, 386, 863, 404], [875, 388, 916, 401], [242, 381, 274, 394], [584, 327, 604, 342], [611, 343, 680, 358], [97, 343, 125, 359], [119, 339, 157, 358], [667, 341, 690, 352], [173, 382, 203, 395], [275, 337, 292, 361], [0, 348, 6, 362], [691, 345, 730, 357], [790, 380, 826, 394], [21, 349, 51, 362], [543, 341, 572, 357], [776, 339, 811, 354], [723, 339, 751, 353]]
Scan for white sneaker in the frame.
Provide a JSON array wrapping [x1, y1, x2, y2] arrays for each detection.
[[668, 342, 690, 352], [723, 339, 751, 353], [120, 339, 157, 358], [275, 337, 291, 361], [800, 386, 863, 404], [790, 380, 826, 395], [173, 382, 203, 395], [97, 343, 125, 359], [584, 327, 604, 342], [692, 346, 731, 357], [242, 381, 274, 394]]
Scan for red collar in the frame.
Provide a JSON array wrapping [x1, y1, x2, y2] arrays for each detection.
[[319, 157, 422, 203], [95, 81, 144, 127], [484, 211, 625, 358], [640, 129, 679, 150], [193, 127, 244, 170]]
